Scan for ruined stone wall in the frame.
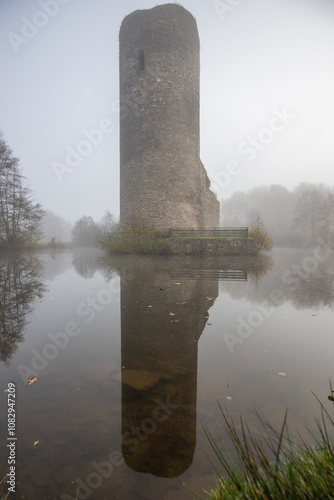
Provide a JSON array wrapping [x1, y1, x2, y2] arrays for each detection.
[[167, 237, 258, 255], [119, 4, 220, 230]]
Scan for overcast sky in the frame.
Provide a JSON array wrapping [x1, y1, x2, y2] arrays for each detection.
[[1, 0, 334, 224]]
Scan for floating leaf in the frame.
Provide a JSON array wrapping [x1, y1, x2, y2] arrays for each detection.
[[206, 297, 214, 300], [312, 314, 318, 317], [207, 323, 213, 325], [260, 371, 268, 374], [169, 312, 175, 316], [4, 389, 9, 392], [33, 440, 39, 446], [226, 396, 232, 400], [278, 372, 286, 377], [27, 377, 38, 386]]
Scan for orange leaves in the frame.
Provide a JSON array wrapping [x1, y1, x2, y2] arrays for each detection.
[[27, 377, 38, 386]]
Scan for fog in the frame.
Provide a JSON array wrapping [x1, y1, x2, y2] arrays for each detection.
[[1, 0, 334, 224]]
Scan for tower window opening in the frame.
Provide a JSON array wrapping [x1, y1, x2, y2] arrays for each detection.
[[139, 49, 145, 71]]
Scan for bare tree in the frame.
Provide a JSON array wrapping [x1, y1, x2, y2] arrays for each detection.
[[0, 132, 45, 249], [99, 210, 118, 242], [293, 183, 333, 240]]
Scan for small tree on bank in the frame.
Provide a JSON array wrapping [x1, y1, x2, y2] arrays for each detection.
[[0, 132, 45, 249], [249, 212, 274, 251]]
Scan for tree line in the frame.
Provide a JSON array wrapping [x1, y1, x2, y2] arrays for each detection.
[[220, 183, 334, 247], [0, 132, 45, 250], [0, 131, 117, 250]]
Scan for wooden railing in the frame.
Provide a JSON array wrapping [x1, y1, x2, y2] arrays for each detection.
[[170, 227, 248, 238], [171, 269, 248, 281]]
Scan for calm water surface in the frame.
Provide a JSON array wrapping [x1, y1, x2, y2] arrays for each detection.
[[0, 248, 333, 499]]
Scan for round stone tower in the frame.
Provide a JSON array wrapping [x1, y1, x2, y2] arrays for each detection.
[[119, 4, 219, 230]]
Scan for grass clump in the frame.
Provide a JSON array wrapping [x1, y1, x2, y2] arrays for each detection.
[[204, 383, 334, 500]]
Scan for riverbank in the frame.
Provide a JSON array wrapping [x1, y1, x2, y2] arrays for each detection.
[[204, 386, 334, 500]]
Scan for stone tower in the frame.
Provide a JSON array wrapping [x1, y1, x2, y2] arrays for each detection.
[[119, 4, 219, 230]]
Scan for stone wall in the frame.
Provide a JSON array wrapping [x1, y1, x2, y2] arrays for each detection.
[[119, 4, 220, 230], [167, 238, 258, 255]]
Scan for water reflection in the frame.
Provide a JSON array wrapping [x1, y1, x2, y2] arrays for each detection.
[[120, 262, 217, 477], [220, 249, 334, 310], [0, 253, 46, 364], [1, 249, 333, 499], [117, 255, 272, 478]]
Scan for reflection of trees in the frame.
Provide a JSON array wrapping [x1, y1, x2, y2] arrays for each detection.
[[72, 248, 104, 279], [291, 272, 334, 310], [0, 254, 46, 363], [247, 253, 273, 285], [221, 250, 334, 310]]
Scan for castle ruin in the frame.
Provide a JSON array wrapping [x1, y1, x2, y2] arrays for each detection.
[[119, 4, 219, 230]]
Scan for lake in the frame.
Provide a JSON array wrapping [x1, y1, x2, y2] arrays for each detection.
[[0, 247, 333, 499]]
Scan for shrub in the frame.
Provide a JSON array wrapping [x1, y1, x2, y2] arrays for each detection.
[[249, 214, 274, 251]]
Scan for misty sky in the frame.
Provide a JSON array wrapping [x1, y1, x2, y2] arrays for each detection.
[[1, 0, 334, 224]]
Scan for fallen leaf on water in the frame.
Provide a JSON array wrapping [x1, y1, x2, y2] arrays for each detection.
[[312, 314, 318, 316], [206, 297, 214, 300], [260, 371, 268, 374], [27, 377, 38, 386], [4, 389, 9, 392], [278, 372, 286, 377], [226, 396, 232, 400], [207, 323, 213, 325], [169, 313, 175, 316], [33, 441, 39, 446], [175, 283, 181, 285]]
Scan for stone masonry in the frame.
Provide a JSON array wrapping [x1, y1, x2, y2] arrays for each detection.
[[119, 4, 220, 230]]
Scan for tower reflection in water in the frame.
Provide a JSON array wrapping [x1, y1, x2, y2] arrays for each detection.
[[120, 258, 251, 478]]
